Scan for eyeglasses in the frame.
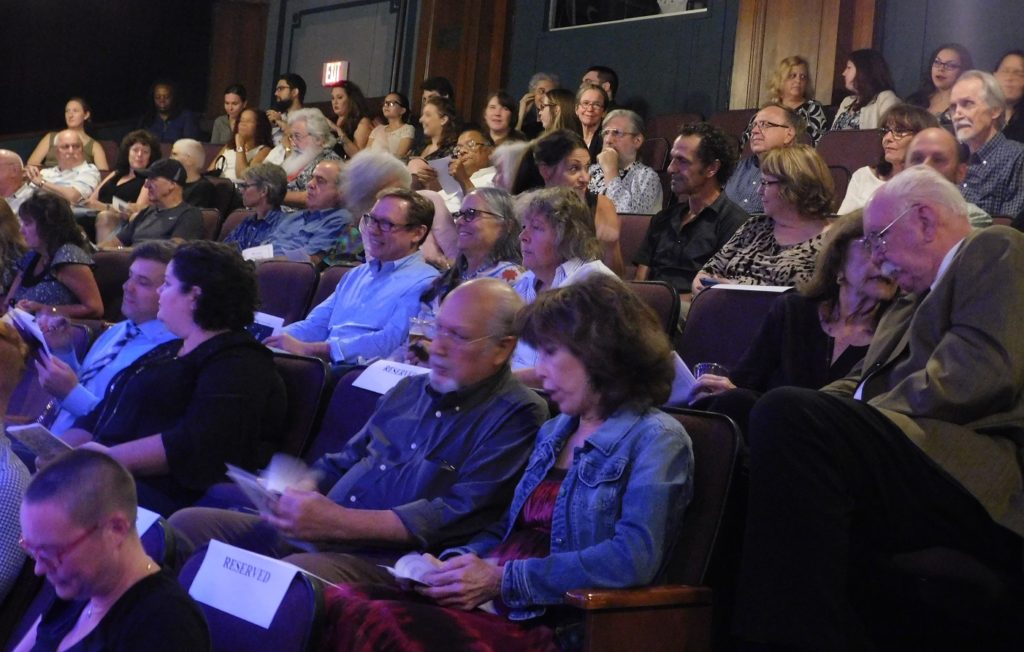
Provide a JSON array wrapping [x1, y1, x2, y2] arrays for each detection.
[[601, 128, 637, 138], [382, 100, 405, 107], [453, 141, 487, 156], [238, 182, 261, 190], [289, 131, 311, 141], [932, 59, 962, 72], [787, 72, 810, 81], [759, 179, 783, 187], [540, 103, 557, 110], [864, 204, 917, 255], [751, 120, 788, 131], [361, 213, 415, 233], [20, 524, 99, 568], [452, 208, 503, 223], [275, 84, 292, 92], [879, 127, 915, 140], [430, 324, 495, 347], [578, 101, 605, 110]]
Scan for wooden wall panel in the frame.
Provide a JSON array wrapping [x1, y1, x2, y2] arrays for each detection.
[[207, 0, 270, 118]]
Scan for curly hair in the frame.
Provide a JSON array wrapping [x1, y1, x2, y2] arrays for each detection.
[[17, 191, 87, 256], [170, 241, 258, 331], [766, 56, 815, 104], [330, 81, 372, 141], [114, 129, 162, 174], [677, 122, 739, 185], [514, 186, 600, 262], [517, 274, 673, 416], [760, 144, 834, 217]]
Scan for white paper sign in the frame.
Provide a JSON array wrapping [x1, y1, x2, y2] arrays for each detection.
[[242, 244, 275, 262], [709, 284, 791, 293], [247, 311, 285, 341], [352, 359, 430, 394], [666, 352, 698, 407], [112, 196, 131, 213], [188, 540, 300, 629], [135, 507, 161, 536]]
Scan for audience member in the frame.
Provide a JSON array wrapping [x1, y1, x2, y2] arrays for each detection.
[[516, 72, 559, 139], [366, 91, 415, 158], [905, 43, 973, 125], [0, 321, 29, 603], [832, 49, 900, 130], [412, 95, 458, 161], [83, 129, 161, 241], [138, 80, 200, 143], [443, 127, 496, 208], [26, 97, 109, 171], [327, 81, 373, 159], [724, 103, 801, 213], [267, 72, 306, 146], [62, 241, 286, 514], [690, 212, 896, 432], [420, 76, 455, 107], [837, 104, 938, 214], [169, 139, 216, 209], [742, 55, 828, 145], [0, 150, 26, 213], [16, 130, 101, 207], [589, 108, 663, 213], [221, 163, 288, 251], [7, 191, 102, 318], [482, 90, 526, 146], [511, 187, 617, 377], [576, 83, 609, 161], [265, 188, 439, 365], [210, 83, 247, 145], [994, 49, 1024, 143], [696, 144, 832, 292], [36, 242, 177, 437], [272, 160, 353, 262], [276, 109, 341, 207], [538, 88, 583, 136], [170, 277, 547, 584], [951, 70, 1024, 219], [13, 451, 210, 651], [905, 127, 992, 227], [734, 166, 1024, 650], [1, 199, 26, 296], [490, 140, 530, 192], [101, 160, 203, 248], [321, 275, 691, 652], [208, 107, 273, 181], [635, 122, 748, 293], [582, 64, 619, 103]]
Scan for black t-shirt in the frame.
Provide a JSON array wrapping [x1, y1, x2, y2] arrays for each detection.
[[183, 177, 216, 209], [32, 571, 210, 652]]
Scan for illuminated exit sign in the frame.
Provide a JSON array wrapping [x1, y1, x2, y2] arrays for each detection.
[[322, 60, 349, 86]]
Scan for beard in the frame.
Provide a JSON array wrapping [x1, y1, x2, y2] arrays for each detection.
[[273, 98, 293, 113]]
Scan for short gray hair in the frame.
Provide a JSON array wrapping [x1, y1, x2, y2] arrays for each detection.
[[603, 109, 645, 136], [514, 186, 600, 263], [955, 70, 1008, 117], [289, 108, 338, 149], [465, 187, 520, 264], [244, 163, 288, 206], [174, 138, 206, 169], [342, 149, 411, 216], [529, 72, 560, 91], [868, 164, 968, 225]]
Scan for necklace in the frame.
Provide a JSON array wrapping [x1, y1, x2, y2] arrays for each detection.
[[85, 562, 156, 619]]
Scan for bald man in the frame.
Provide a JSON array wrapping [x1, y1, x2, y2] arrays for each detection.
[[906, 127, 992, 227], [0, 150, 26, 212], [16, 130, 100, 206]]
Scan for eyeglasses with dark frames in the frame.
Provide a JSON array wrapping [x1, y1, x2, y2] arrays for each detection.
[[452, 208, 503, 223], [361, 213, 416, 233]]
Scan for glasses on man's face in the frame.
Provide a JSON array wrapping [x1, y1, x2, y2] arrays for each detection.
[[290, 131, 311, 142], [578, 101, 605, 110], [430, 323, 494, 347], [452, 207, 502, 223], [361, 213, 414, 233], [932, 59, 961, 72], [453, 141, 486, 156], [20, 524, 99, 568], [880, 126, 915, 140], [601, 128, 637, 139], [864, 204, 917, 255], [751, 120, 787, 132], [275, 85, 292, 92]]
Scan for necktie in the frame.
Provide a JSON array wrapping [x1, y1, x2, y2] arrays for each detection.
[[78, 322, 142, 385]]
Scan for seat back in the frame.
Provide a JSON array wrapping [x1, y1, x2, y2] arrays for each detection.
[[203, 143, 225, 169], [638, 137, 670, 171], [256, 261, 319, 325], [618, 213, 652, 279], [310, 264, 356, 309], [627, 281, 680, 337], [207, 175, 241, 219], [829, 165, 852, 211], [218, 208, 250, 242], [678, 286, 789, 371], [99, 140, 120, 169], [648, 112, 703, 142], [302, 367, 377, 464], [708, 108, 758, 141], [93, 248, 134, 322], [200, 208, 222, 240], [816, 129, 883, 178], [271, 352, 329, 458], [179, 545, 324, 652], [663, 408, 740, 585]]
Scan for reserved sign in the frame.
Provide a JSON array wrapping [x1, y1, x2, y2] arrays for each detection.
[[188, 540, 300, 628], [135, 507, 161, 537], [353, 359, 430, 394]]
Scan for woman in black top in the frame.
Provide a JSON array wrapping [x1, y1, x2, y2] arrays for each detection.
[[995, 50, 1024, 144]]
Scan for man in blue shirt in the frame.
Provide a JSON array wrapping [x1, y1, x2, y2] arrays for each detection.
[[264, 188, 439, 364], [723, 104, 801, 214], [35, 241, 177, 435], [270, 159, 354, 262]]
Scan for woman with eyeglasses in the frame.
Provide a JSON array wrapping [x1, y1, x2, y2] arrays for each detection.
[[832, 49, 901, 131], [837, 105, 938, 214], [576, 83, 609, 160], [222, 163, 289, 251], [537, 88, 583, 137], [994, 50, 1024, 144], [367, 92, 416, 158], [741, 55, 828, 145], [694, 144, 833, 293], [589, 109, 663, 214], [906, 43, 973, 125]]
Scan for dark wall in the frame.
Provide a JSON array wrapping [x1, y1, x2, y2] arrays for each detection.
[[879, 0, 1022, 98], [0, 0, 213, 135], [505, 0, 740, 120]]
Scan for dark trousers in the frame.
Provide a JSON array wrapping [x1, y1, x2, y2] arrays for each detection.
[[734, 387, 1023, 651]]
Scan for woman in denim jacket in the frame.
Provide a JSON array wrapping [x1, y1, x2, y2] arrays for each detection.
[[320, 274, 693, 651]]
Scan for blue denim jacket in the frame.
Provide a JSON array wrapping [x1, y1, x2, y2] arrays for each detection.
[[444, 405, 693, 620]]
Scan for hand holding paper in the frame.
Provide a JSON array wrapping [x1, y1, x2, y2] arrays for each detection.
[[416, 553, 503, 611]]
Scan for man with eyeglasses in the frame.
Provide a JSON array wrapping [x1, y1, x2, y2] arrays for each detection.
[[588, 109, 662, 214], [735, 165, 1024, 650], [16, 130, 100, 207], [266, 73, 306, 146], [14, 450, 210, 650], [950, 70, 1024, 220], [723, 104, 802, 214], [170, 278, 546, 586], [264, 188, 439, 365], [439, 127, 496, 211]]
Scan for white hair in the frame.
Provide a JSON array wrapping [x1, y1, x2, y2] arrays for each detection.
[[174, 138, 206, 169], [0, 149, 25, 168], [342, 149, 411, 216], [868, 164, 968, 224], [603, 109, 645, 135], [529, 72, 559, 91], [288, 108, 338, 149], [955, 70, 1008, 116]]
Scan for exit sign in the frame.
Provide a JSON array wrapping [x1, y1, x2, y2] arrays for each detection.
[[322, 61, 349, 86]]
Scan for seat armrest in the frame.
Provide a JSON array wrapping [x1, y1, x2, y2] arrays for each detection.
[[565, 584, 712, 610]]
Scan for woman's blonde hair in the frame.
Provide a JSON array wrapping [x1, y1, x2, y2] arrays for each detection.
[[766, 56, 814, 104], [0, 199, 25, 266], [760, 144, 835, 217]]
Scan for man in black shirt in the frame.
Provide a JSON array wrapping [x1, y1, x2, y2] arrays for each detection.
[[634, 122, 749, 297]]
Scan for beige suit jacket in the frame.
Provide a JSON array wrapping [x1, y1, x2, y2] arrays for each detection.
[[825, 226, 1024, 537]]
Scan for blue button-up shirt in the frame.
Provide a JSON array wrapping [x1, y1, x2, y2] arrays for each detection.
[[270, 206, 354, 256], [961, 132, 1024, 219], [724, 155, 764, 214], [51, 319, 176, 434], [222, 209, 287, 251], [284, 251, 439, 363]]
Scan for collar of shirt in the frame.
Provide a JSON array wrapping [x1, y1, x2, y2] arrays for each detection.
[[930, 237, 966, 292], [368, 249, 423, 277], [424, 366, 512, 412], [970, 131, 1008, 164]]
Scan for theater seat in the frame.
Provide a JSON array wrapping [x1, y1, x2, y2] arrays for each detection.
[[271, 352, 329, 459], [639, 137, 670, 171], [708, 108, 758, 142], [310, 264, 357, 309], [93, 248, 134, 322], [618, 213, 653, 279], [218, 208, 250, 242], [648, 113, 703, 142], [817, 129, 883, 179], [255, 260, 319, 325], [678, 286, 791, 371], [301, 367, 377, 465], [628, 280, 680, 337], [200, 208, 221, 240]]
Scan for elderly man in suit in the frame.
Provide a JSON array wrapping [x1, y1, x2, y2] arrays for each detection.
[[734, 165, 1024, 651]]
